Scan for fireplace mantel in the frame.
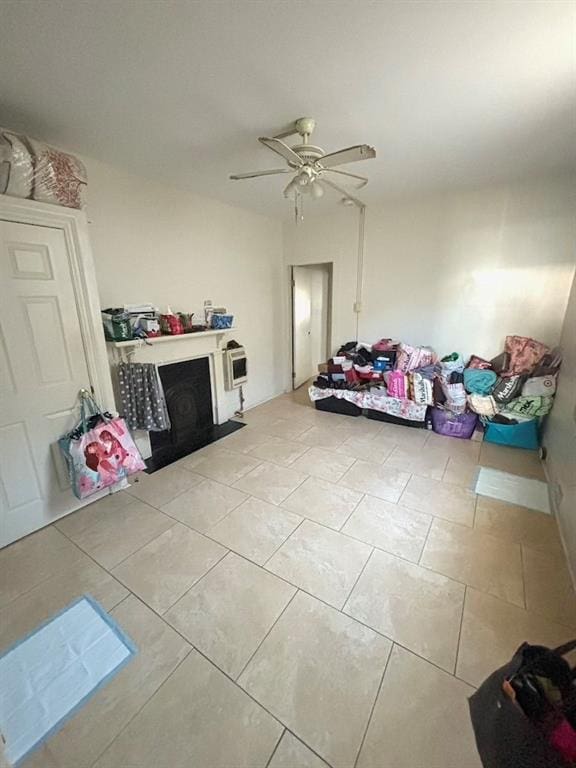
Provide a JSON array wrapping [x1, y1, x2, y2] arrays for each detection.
[[106, 329, 238, 459], [108, 327, 236, 351]]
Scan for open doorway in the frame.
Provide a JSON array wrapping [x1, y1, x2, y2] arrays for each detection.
[[291, 263, 332, 389]]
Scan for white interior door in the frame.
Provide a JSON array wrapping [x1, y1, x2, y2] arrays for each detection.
[[292, 266, 313, 388], [0, 220, 94, 547], [292, 264, 331, 389]]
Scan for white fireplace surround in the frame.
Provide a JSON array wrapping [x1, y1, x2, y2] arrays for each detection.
[[107, 329, 236, 459]]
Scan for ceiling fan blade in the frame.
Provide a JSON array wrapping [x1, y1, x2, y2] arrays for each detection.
[[321, 177, 365, 208], [230, 168, 291, 180], [322, 168, 368, 189], [258, 137, 303, 166], [318, 144, 376, 169]]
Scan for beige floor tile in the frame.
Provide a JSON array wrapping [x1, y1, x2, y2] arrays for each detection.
[[522, 545, 576, 628], [357, 645, 481, 768], [165, 552, 296, 678], [345, 549, 464, 672], [233, 461, 307, 505], [475, 496, 563, 554], [269, 731, 329, 768], [342, 495, 431, 562], [290, 447, 356, 483], [175, 442, 223, 469], [248, 436, 309, 467], [125, 465, 203, 507], [55, 490, 136, 539], [26, 596, 190, 768], [374, 424, 428, 450], [160, 478, 247, 532], [94, 649, 282, 768], [456, 588, 573, 687], [339, 460, 411, 503], [479, 442, 545, 480], [253, 417, 311, 441], [269, 403, 319, 425], [340, 417, 384, 438], [299, 425, 351, 450], [208, 496, 302, 565], [266, 519, 372, 608], [313, 410, 364, 429], [400, 475, 476, 526], [112, 523, 226, 613], [186, 447, 262, 485], [282, 476, 362, 530], [238, 591, 391, 768], [56, 498, 174, 570], [0, 557, 128, 652], [336, 434, 396, 464], [442, 456, 479, 488], [425, 432, 481, 461], [219, 427, 275, 454], [384, 445, 450, 480], [0, 526, 85, 609], [421, 519, 524, 607]]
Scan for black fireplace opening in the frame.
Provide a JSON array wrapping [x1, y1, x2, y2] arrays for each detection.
[[146, 357, 244, 473]]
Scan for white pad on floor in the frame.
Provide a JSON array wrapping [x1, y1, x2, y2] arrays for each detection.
[[475, 467, 550, 514], [0, 596, 136, 766]]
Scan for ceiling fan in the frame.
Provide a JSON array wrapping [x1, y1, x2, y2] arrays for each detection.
[[229, 117, 376, 219]]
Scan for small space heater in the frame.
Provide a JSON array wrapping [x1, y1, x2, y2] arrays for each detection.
[[224, 346, 248, 390]]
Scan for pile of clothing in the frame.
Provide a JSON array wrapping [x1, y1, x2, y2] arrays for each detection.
[[463, 336, 560, 423], [310, 334, 561, 443], [315, 339, 437, 402]]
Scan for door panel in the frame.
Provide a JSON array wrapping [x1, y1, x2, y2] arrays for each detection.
[[292, 266, 313, 388], [292, 265, 331, 389], [0, 220, 92, 547]]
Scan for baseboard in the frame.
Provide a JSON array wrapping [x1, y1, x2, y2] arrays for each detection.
[[542, 457, 576, 590]]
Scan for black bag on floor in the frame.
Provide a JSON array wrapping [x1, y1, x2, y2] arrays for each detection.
[[469, 640, 576, 768]]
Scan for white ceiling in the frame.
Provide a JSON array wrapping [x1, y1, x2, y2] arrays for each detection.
[[1, 0, 575, 218]]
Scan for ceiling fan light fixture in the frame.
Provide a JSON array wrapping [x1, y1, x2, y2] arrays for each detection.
[[310, 181, 324, 199], [283, 177, 300, 199]]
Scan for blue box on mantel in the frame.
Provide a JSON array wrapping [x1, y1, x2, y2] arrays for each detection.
[[211, 314, 234, 329]]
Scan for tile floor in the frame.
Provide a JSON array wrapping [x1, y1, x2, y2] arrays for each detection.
[[1, 389, 575, 768]]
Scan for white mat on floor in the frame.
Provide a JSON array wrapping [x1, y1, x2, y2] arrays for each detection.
[[475, 467, 550, 514], [0, 596, 136, 766]]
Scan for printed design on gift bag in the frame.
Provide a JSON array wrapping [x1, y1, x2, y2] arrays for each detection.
[[59, 391, 145, 499]]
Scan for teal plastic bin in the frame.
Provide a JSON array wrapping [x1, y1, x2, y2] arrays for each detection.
[[483, 419, 539, 451]]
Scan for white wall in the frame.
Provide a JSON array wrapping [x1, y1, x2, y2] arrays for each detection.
[[83, 157, 284, 414], [544, 272, 576, 581], [284, 176, 576, 366]]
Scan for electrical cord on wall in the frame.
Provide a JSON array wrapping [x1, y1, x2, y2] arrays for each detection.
[[355, 204, 366, 341]]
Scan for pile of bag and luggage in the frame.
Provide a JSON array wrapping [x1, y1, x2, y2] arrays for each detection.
[[312, 334, 561, 448], [458, 335, 561, 450]]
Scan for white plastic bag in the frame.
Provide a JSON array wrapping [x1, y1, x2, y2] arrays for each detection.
[[1, 127, 87, 209], [521, 375, 556, 397]]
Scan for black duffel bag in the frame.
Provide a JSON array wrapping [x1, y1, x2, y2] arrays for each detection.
[[469, 640, 576, 768]]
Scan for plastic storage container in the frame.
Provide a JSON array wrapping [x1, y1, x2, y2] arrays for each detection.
[[431, 407, 478, 439], [211, 314, 234, 329], [483, 419, 539, 450]]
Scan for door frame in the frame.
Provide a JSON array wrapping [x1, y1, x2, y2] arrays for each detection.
[[290, 262, 333, 390], [0, 196, 114, 410]]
